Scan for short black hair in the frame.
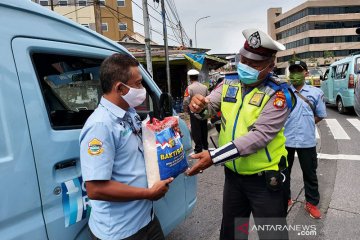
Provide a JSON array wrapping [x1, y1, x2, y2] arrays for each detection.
[[189, 75, 198, 81], [100, 53, 139, 94]]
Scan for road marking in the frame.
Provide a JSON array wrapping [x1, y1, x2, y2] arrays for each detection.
[[295, 152, 360, 161], [315, 127, 320, 139], [318, 153, 360, 161], [347, 118, 360, 133], [325, 119, 350, 139]]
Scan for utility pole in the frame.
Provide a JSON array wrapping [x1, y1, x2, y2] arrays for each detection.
[[142, 0, 153, 76], [74, 0, 78, 23], [160, 0, 171, 94], [50, 0, 54, 11], [94, 0, 102, 34], [179, 21, 184, 46]]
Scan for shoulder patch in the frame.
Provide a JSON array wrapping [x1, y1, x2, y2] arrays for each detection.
[[269, 76, 288, 85], [88, 138, 104, 156], [184, 88, 189, 97], [273, 97, 285, 109]]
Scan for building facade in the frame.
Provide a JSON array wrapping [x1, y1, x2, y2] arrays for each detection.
[[32, 0, 134, 41], [268, 0, 360, 74]]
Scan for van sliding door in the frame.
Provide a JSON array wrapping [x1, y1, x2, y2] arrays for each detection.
[[12, 38, 116, 240]]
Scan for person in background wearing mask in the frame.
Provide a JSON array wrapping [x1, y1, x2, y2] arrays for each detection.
[[183, 69, 209, 153], [186, 28, 296, 240], [284, 60, 326, 219], [79, 53, 173, 240]]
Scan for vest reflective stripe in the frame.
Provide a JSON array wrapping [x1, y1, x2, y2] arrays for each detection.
[[218, 82, 287, 175]]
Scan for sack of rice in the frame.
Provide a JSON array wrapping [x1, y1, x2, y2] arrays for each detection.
[[142, 116, 188, 188]]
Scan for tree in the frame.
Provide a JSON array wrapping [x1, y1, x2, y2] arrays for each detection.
[[324, 51, 335, 65]]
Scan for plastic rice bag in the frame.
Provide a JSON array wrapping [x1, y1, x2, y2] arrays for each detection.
[[142, 116, 188, 188]]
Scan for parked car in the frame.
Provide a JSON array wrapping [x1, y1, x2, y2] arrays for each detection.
[[0, 0, 196, 239], [305, 68, 323, 87], [321, 53, 360, 113]]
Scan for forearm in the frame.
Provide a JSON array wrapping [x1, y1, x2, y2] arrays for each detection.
[[86, 180, 150, 202], [315, 116, 323, 124]]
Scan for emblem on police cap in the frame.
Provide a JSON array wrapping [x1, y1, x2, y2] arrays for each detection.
[[248, 31, 261, 48]]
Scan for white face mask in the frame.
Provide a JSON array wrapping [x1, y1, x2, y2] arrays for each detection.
[[121, 83, 147, 108]]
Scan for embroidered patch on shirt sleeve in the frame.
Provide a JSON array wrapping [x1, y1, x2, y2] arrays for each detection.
[[88, 138, 104, 156], [184, 88, 189, 97], [273, 98, 285, 109]]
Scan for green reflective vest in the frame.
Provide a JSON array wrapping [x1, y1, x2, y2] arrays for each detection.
[[218, 80, 288, 175]]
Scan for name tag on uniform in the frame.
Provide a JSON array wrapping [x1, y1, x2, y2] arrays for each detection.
[[249, 93, 265, 107], [223, 86, 239, 103]]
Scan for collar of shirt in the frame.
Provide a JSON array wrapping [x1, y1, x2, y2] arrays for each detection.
[[290, 84, 310, 93], [99, 97, 127, 119]]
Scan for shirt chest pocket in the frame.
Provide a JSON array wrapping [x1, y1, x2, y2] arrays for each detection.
[[301, 101, 314, 116]]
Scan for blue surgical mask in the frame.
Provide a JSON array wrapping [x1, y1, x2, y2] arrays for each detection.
[[237, 62, 260, 85], [237, 62, 271, 85]]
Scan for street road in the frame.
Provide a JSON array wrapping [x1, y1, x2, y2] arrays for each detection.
[[167, 105, 360, 240]]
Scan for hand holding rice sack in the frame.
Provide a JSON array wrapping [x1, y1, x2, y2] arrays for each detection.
[[147, 177, 174, 201], [142, 116, 188, 188]]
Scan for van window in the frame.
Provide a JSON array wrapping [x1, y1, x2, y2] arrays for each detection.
[[31, 53, 103, 129], [323, 69, 329, 80], [342, 64, 349, 78], [31, 53, 153, 129], [331, 66, 336, 78], [335, 64, 349, 79], [335, 65, 343, 79]]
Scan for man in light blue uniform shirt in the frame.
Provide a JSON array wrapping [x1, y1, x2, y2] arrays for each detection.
[[284, 60, 326, 219], [80, 54, 173, 240]]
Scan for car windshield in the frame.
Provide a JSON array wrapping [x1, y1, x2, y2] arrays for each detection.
[[308, 69, 323, 76]]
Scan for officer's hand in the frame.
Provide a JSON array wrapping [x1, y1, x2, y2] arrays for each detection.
[[148, 177, 174, 201], [189, 94, 209, 113], [186, 151, 213, 176]]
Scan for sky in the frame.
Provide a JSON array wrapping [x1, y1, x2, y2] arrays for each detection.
[[132, 0, 307, 54]]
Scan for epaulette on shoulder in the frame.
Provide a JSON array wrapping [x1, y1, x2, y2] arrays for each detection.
[[268, 76, 289, 86], [224, 79, 239, 85]]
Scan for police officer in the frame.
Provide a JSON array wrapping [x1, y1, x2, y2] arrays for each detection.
[[186, 28, 296, 240], [284, 60, 326, 219], [183, 69, 209, 153], [79, 54, 173, 240]]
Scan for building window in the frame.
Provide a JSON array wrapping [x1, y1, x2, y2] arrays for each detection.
[[117, 0, 125, 7], [100, 0, 105, 7], [39, 0, 48, 6], [118, 23, 127, 31], [276, 6, 360, 29], [78, 0, 87, 6], [59, 0, 68, 6], [101, 23, 108, 32], [81, 24, 90, 28]]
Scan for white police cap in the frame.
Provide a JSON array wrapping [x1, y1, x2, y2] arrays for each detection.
[[187, 69, 199, 76], [239, 28, 286, 61]]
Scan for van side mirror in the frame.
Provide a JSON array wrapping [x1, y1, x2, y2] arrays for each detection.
[[159, 93, 173, 119], [320, 75, 324, 80]]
